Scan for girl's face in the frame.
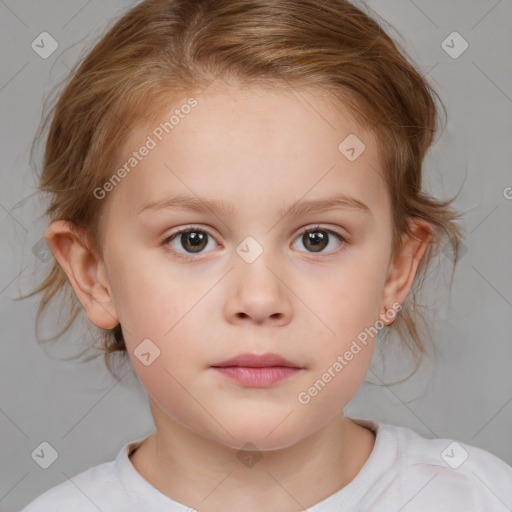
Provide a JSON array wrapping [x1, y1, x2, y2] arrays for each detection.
[[71, 83, 425, 450]]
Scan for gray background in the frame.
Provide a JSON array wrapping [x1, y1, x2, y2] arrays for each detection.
[[1, 0, 511, 510]]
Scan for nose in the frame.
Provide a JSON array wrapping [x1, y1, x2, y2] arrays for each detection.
[[223, 253, 293, 326]]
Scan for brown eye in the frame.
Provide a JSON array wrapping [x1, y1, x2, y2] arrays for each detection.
[[178, 230, 208, 253], [302, 230, 328, 252], [292, 227, 345, 254], [164, 228, 217, 256]]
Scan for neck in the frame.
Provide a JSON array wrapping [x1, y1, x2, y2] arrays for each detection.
[[129, 409, 375, 512]]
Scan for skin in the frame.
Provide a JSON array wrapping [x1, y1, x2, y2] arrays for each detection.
[[46, 79, 432, 511]]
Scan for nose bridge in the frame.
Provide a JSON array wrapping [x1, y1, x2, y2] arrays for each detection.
[[224, 232, 292, 323], [234, 233, 281, 290]]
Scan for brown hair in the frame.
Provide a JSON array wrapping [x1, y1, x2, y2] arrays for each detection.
[[23, 0, 464, 381]]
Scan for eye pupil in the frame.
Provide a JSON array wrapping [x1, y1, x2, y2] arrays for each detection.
[[170, 227, 341, 258], [182, 231, 207, 252], [304, 230, 328, 252]]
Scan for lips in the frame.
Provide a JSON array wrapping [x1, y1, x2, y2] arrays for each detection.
[[212, 352, 302, 369], [211, 352, 304, 388]]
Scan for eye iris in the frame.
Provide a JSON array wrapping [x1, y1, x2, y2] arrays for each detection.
[[175, 229, 334, 255], [304, 230, 328, 252], [181, 231, 207, 253]]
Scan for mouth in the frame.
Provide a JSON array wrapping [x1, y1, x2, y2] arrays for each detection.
[[211, 352, 304, 387], [211, 352, 303, 369]]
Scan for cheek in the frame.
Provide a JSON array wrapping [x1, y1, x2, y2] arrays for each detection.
[[123, 303, 211, 428], [107, 250, 206, 338], [131, 358, 217, 439], [319, 256, 387, 338], [299, 250, 387, 400]]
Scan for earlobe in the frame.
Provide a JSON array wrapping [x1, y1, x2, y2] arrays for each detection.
[[45, 220, 119, 329], [380, 218, 433, 323]]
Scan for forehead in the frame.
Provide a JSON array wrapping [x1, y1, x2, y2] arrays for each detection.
[[105, 83, 387, 221]]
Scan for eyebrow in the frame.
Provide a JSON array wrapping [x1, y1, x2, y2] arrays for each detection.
[[139, 193, 371, 218]]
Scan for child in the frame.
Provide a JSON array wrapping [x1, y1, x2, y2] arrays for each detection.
[[21, 0, 512, 510]]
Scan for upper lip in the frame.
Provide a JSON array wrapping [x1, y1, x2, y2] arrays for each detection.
[[212, 352, 302, 368]]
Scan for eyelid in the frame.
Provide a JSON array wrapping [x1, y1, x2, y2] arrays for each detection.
[[162, 224, 218, 244], [292, 225, 348, 255], [161, 225, 219, 261], [162, 223, 349, 260], [296, 224, 348, 239], [164, 225, 348, 243]]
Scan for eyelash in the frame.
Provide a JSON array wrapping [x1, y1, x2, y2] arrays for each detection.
[[161, 225, 348, 261]]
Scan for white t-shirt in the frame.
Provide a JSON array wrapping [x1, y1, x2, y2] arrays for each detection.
[[20, 418, 512, 511]]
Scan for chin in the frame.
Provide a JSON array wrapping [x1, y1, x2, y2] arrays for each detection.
[[207, 416, 308, 452]]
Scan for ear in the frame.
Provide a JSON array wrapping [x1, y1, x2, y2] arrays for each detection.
[[45, 220, 119, 330], [380, 218, 433, 324]]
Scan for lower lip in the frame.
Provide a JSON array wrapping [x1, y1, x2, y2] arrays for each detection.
[[212, 366, 302, 387]]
